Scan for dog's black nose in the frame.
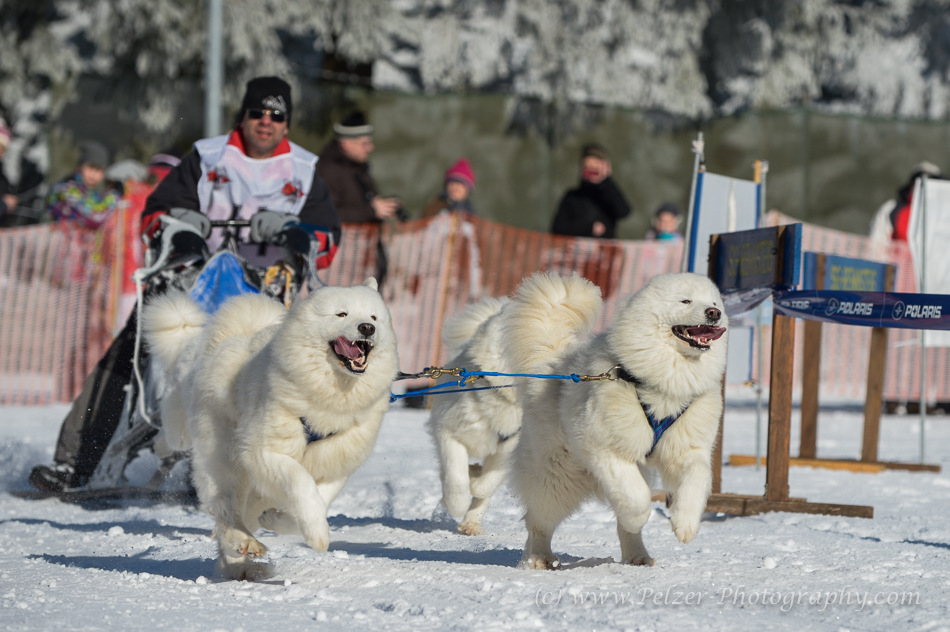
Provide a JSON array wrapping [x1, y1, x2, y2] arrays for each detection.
[[705, 307, 721, 321], [358, 323, 376, 337]]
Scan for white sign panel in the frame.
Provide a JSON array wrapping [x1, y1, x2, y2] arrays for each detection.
[[907, 178, 950, 347], [686, 172, 760, 276]]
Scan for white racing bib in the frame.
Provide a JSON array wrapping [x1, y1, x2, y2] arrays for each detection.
[[194, 134, 318, 251]]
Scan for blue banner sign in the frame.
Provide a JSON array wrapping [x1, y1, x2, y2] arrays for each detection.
[[801, 252, 891, 292], [712, 224, 801, 292], [773, 289, 950, 330]]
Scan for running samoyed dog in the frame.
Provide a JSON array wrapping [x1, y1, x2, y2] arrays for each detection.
[[143, 279, 399, 580], [427, 281, 599, 535], [506, 272, 728, 570]]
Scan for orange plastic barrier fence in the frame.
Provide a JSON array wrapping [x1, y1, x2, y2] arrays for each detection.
[[0, 222, 118, 404], [1, 210, 946, 404]]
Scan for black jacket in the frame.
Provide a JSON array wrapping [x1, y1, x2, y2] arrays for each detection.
[[315, 140, 379, 224], [0, 168, 11, 215], [143, 145, 341, 246], [551, 177, 631, 239]]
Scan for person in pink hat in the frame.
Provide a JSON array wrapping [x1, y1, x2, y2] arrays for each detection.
[[422, 158, 476, 218], [0, 119, 19, 218]]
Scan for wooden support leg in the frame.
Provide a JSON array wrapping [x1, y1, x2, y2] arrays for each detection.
[[799, 320, 822, 459], [861, 327, 888, 463], [712, 379, 725, 494], [766, 313, 795, 502]]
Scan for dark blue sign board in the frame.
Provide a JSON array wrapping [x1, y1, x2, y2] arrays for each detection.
[[710, 224, 801, 292], [774, 289, 950, 330], [802, 252, 891, 292]]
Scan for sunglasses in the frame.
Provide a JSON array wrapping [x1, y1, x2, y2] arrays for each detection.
[[247, 108, 286, 123]]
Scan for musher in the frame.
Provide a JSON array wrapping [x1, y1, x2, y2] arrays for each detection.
[[29, 76, 341, 492]]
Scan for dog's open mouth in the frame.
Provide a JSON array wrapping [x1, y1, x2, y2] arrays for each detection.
[[672, 324, 726, 350], [331, 337, 373, 373]]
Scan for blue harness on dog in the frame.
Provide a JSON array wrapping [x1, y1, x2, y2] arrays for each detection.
[[300, 417, 335, 444], [615, 366, 692, 457]]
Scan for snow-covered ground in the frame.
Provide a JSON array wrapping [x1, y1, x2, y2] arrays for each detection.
[[1, 403, 949, 631]]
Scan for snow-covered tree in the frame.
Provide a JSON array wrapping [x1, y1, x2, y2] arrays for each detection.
[[4, 0, 950, 184], [0, 0, 387, 182]]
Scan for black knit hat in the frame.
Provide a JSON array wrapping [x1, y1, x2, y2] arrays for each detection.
[[239, 77, 292, 125], [654, 202, 681, 218], [334, 111, 373, 137], [78, 140, 110, 169], [581, 142, 609, 162]]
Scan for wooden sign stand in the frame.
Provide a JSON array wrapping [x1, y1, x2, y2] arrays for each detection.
[[697, 226, 874, 519], [730, 253, 940, 474]]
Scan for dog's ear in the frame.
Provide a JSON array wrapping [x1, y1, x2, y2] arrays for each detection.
[[363, 277, 378, 291]]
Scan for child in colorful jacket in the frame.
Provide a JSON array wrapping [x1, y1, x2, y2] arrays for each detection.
[[47, 140, 122, 228]]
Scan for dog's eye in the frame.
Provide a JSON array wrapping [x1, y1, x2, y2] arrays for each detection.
[[336, 312, 347, 318], [681, 300, 691, 305], [371, 315, 377, 321]]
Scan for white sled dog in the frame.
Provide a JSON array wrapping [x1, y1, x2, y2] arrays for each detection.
[[143, 279, 399, 580], [426, 285, 599, 536], [507, 272, 728, 569]]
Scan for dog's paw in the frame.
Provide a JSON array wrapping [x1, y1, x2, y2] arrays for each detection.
[[258, 508, 299, 534], [519, 554, 561, 571], [457, 520, 484, 536], [442, 492, 471, 518], [240, 537, 267, 559], [622, 554, 656, 567], [671, 515, 700, 544], [302, 522, 331, 553], [220, 527, 267, 560]]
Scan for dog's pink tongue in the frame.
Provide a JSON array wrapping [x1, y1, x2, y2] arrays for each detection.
[[687, 325, 726, 342], [333, 337, 362, 359]]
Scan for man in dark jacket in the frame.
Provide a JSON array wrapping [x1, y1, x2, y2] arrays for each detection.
[[29, 76, 341, 493], [551, 143, 631, 239], [316, 111, 399, 223], [317, 111, 400, 283]]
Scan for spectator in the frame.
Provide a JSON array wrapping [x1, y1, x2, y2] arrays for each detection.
[[115, 149, 185, 320], [145, 148, 183, 185], [421, 158, 476, 218], [46, 140, 123, 229], [317, 111, 399, 283], [29, 76, 340, 493], [0, 119, 19, 217], [317, 111, 400, 223], [551, 143, 631, 239], [869, 161, 942, 245], [645, 202, 683, 241]]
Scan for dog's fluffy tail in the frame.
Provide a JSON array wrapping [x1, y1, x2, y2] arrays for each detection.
[[504, 272, 602, 373], [442, 296, 510, 357], [142, 292, 208, 370], [201, 293, 286, 353]]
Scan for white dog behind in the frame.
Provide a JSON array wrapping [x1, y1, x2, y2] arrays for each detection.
[[507, 272, 728, 569], [144, 279, 399, 580], [427, 296, 514, 535], [426, 281, 601, 536]]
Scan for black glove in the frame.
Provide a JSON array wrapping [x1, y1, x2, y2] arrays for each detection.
[[140, 214, 209, 279], [273, 222, 337, 276], [169, 207, 211, 239], [250, 210, 297, 244]]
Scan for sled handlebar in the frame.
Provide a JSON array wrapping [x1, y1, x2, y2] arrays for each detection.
[[210, 219, 251, 228]]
